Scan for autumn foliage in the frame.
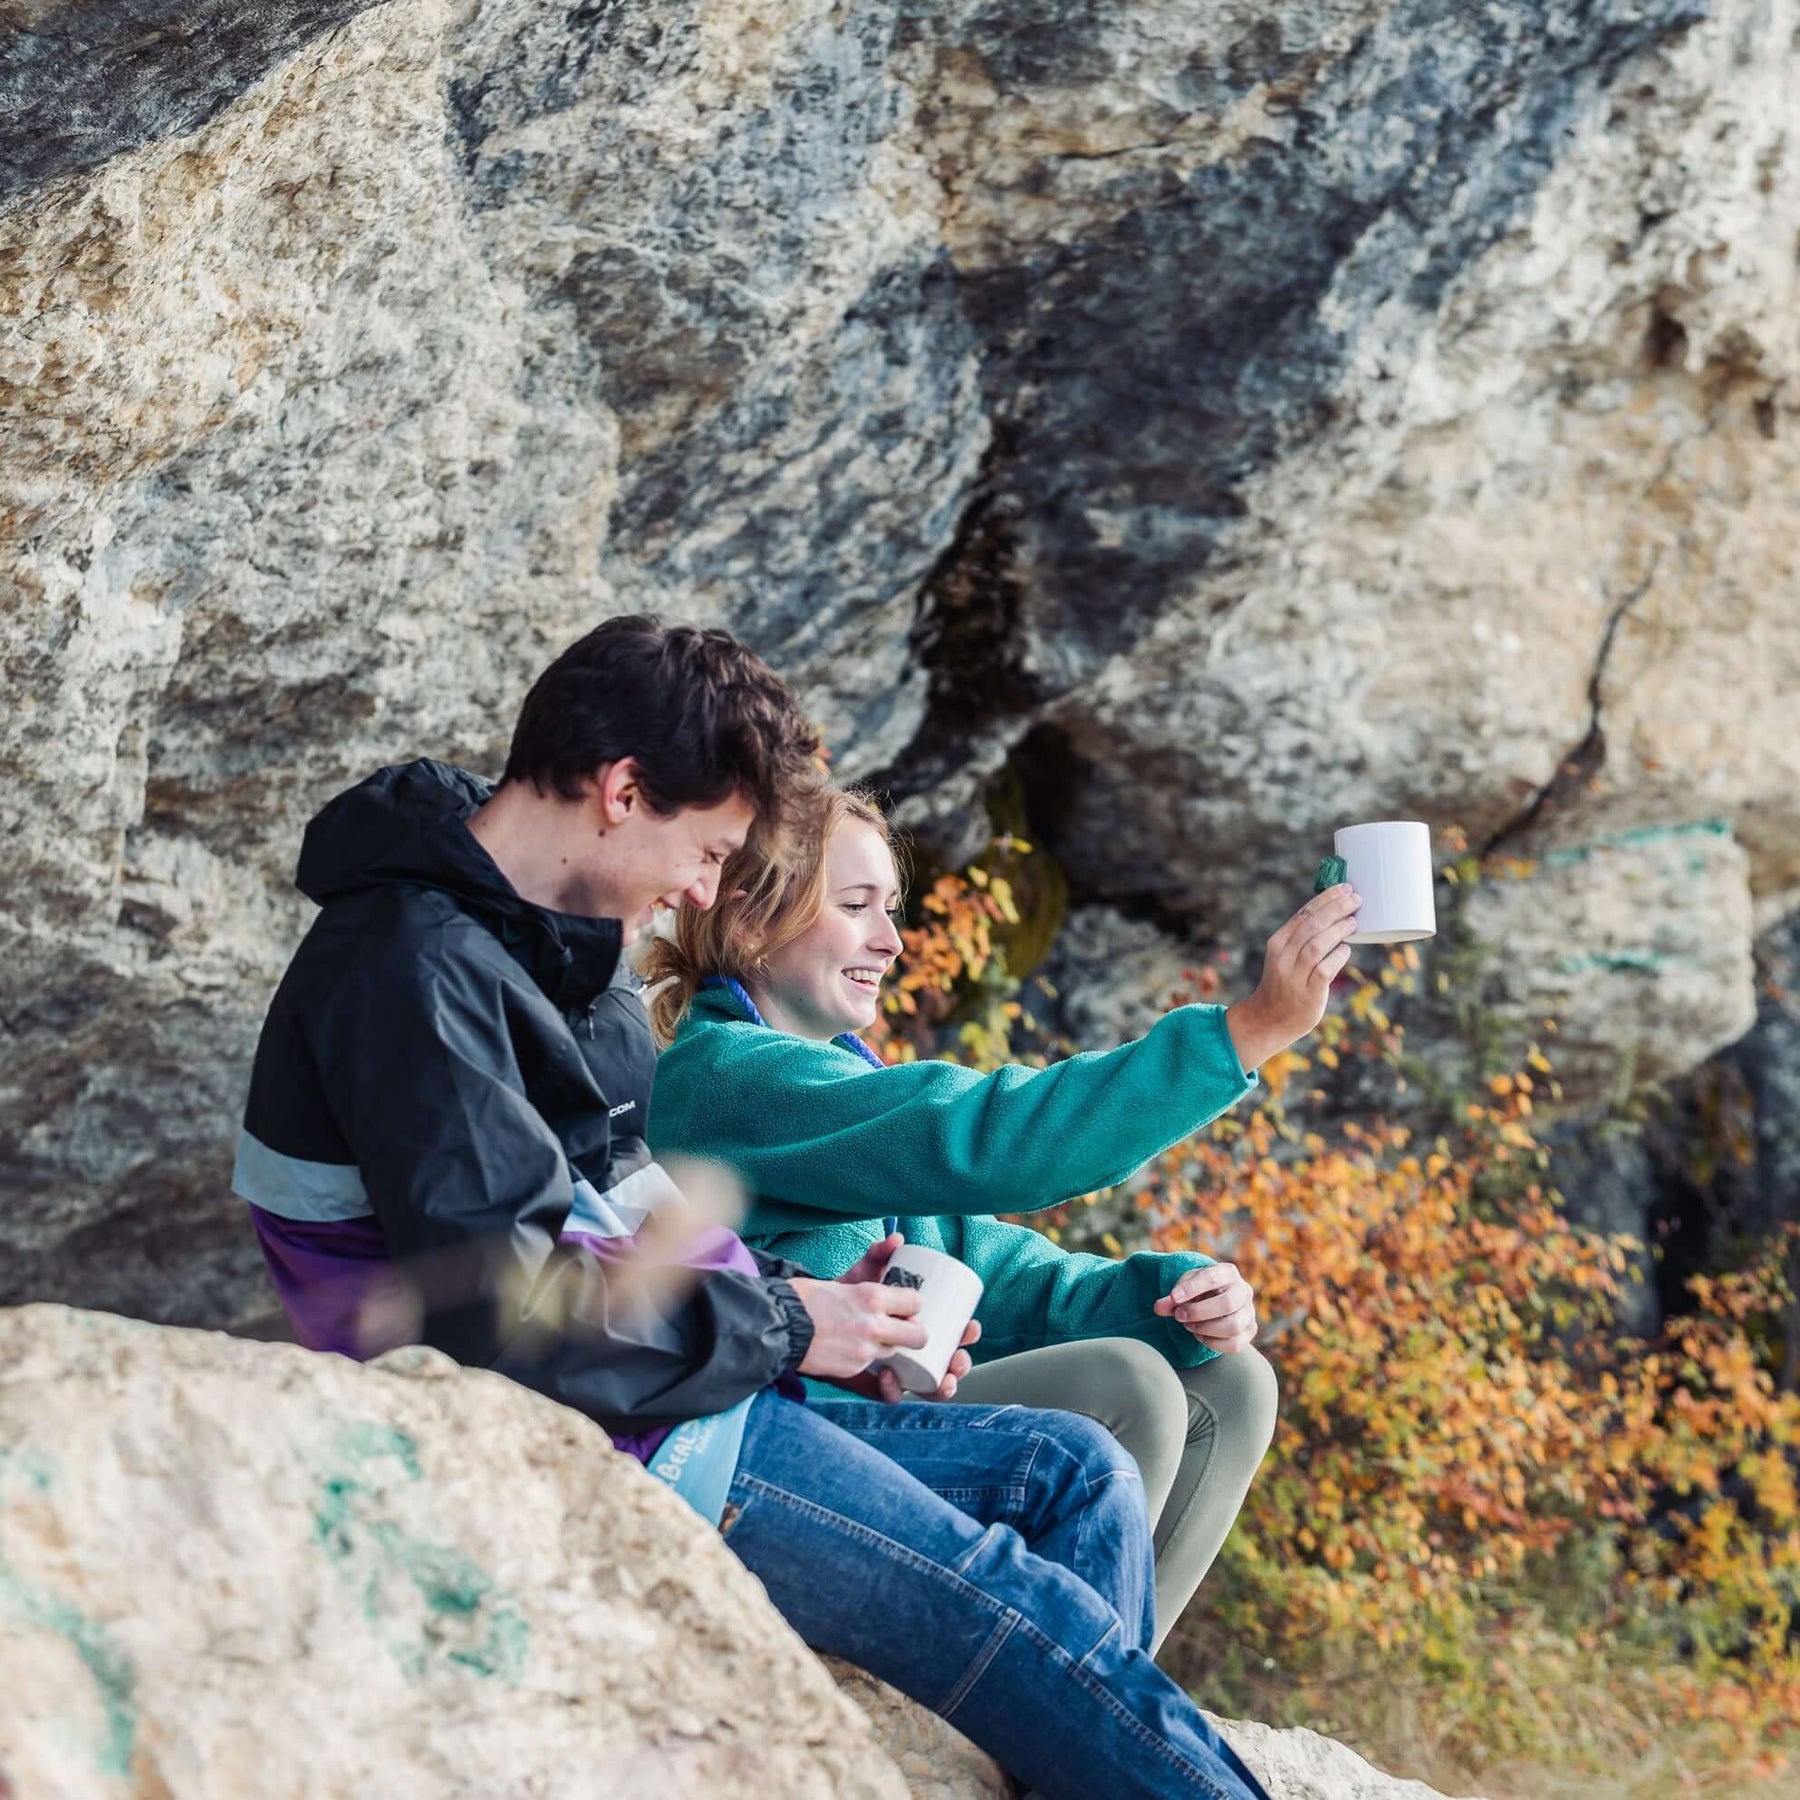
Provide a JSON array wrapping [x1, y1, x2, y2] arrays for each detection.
[[884, 853, 1800, 1786]]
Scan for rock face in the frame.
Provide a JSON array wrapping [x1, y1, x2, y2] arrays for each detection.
[[0, 1304, 1483, 1800], [0, 1304, 910, 1800], [2, 0, 1797, 1324]]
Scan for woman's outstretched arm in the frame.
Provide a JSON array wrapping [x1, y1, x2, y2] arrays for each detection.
[[650, 883, 1359, 1223]]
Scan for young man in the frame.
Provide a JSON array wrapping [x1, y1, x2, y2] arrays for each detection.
[[235, 614, 1270, 1800]]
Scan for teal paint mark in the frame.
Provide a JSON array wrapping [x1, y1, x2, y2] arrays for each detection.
[[0, 1562, 137, 1776], [1553, 949, 1684, 976], [1540, 818, 1732, 870], [311, 1419, 528, 1685], [0, 1447, 55, 1499], [332, 1420, 423, 1482]]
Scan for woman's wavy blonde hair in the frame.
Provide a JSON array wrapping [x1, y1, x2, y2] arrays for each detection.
[[640, 785, 905, 1045]]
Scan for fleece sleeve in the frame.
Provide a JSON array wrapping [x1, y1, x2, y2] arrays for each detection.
[[310, 940, 808, 1434], [654, 1002, 1255, 1224], [945, 1214, 1220, 1369]]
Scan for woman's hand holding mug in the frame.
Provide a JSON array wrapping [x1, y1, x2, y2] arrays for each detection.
[[1153, 1262, 1258, 1352], [1225, 883, 1361, 1073]]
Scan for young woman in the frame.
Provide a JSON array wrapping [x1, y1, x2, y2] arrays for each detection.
[[645, 788, 1362, 1651]]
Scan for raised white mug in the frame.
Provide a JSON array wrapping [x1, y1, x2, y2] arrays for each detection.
[[873, 1243, 985, 1395], [1331, 821, 1436, 946]]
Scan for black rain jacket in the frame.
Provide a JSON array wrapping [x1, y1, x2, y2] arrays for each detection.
[[239, 758, 814, 1432]]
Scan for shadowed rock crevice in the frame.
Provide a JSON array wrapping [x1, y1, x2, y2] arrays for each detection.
[[883, 0, 1713, 880], [1480, 551, 1662, 859]]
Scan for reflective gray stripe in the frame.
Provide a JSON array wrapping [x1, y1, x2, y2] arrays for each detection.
[[565, 1161, 685, 1241], [232, 1130, 372, 1222]]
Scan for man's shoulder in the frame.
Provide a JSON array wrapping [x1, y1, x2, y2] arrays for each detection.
[[289, 883, 518, 1007]]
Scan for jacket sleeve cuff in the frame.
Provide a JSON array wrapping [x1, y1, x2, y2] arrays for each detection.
[[765, 1278, 816, 1373], [1207, 1003, 1259, 1090]]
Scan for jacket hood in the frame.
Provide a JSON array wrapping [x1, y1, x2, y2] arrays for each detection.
[[296, 759, 622, 1006]]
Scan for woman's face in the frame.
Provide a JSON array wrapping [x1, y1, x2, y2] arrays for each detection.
[[755, 819, 904, 1040]]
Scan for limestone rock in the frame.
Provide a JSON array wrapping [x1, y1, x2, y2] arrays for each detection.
[[1203, 1715, 1484, 1800], [2, 0, 1797, 1322], [0, 1303, 1492, 1800], [1038, 904, 1201, 1052], [824, 1660, 1013, 1800], [1459, 822, 1758, 1091], [0, 1304, 907, 1800]]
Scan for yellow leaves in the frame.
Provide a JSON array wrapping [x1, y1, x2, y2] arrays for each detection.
[[890, 906, 1800, 1747], [1260, 1048, 1311, 1099]]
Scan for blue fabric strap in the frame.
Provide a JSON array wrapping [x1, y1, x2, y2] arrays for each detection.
[[701, 975, 899, 1242], [644, 1392, 756, 1526]]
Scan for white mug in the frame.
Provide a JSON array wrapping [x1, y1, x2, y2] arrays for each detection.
[[873, 1244, 985, 1395], [1333, 821, 1436, 945]]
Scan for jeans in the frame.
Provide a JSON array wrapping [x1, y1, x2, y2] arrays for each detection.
[[722, 1390, 1271, 1800], [953, 1340, 1280, 1651]]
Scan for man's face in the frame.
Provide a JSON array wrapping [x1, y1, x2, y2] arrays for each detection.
[[579, 783, 756, 944]]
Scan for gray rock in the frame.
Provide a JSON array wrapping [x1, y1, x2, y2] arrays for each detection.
[[0, 1304, 909, 1800], [0, 1302, 1485, 1800], [2, 0, 1796, 1323]]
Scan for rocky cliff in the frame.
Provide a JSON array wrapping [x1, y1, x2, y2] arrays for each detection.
[[0, 1303, 1480, 1800], [3, 0, 1797, 1325]]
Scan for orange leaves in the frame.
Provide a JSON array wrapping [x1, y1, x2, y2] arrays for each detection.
[[887, 864, 1800, 1773], [1140, 1035, 1800, 1752]]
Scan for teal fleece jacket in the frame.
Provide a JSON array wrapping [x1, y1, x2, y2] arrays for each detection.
[[648, 983, 1258, 1369]]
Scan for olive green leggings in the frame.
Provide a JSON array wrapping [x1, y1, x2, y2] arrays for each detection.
[[950, 1339, 1279, 1654]]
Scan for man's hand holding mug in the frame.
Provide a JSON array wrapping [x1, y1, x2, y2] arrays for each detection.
[[791, 1233, 981, 1403]]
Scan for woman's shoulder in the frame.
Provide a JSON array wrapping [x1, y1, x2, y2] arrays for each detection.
[[659, 991, 865, 1078]]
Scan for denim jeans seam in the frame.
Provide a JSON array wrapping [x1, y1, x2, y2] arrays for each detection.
[[934, 1607, 1021, 1720], [934, 1485, 1030, 1508], [1000, 1609, 1248, 1800], [731, 1472, 1017, 1620]]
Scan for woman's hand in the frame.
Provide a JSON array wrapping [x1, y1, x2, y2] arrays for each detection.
[[1225, 883, 1360, 1071], [1153, 1262, 1258, 1353], [793, 1233, 980, 1400]]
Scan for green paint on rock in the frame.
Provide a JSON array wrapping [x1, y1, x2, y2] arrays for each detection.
[[1540, 818, 1733, 870], [312, 1419, 529, 1684], [1553, 949, 1683, 976], [0, 1447, 56, 1498], [0, 1561, 137, 1777]]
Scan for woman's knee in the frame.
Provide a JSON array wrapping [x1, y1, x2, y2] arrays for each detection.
[[1183, 1345, 1279, 1457]]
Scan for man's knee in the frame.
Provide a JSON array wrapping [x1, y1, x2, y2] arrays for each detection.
[[1029, 1404, 1146, 1501]]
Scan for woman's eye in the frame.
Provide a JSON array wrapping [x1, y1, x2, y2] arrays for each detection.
[[842, 902, 867, 914]]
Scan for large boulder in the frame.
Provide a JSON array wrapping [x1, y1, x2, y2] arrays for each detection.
[[0, 1304, 1484, 1800], [0, 1304, 908, 1800], [2, 1, 1796, 1322]]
